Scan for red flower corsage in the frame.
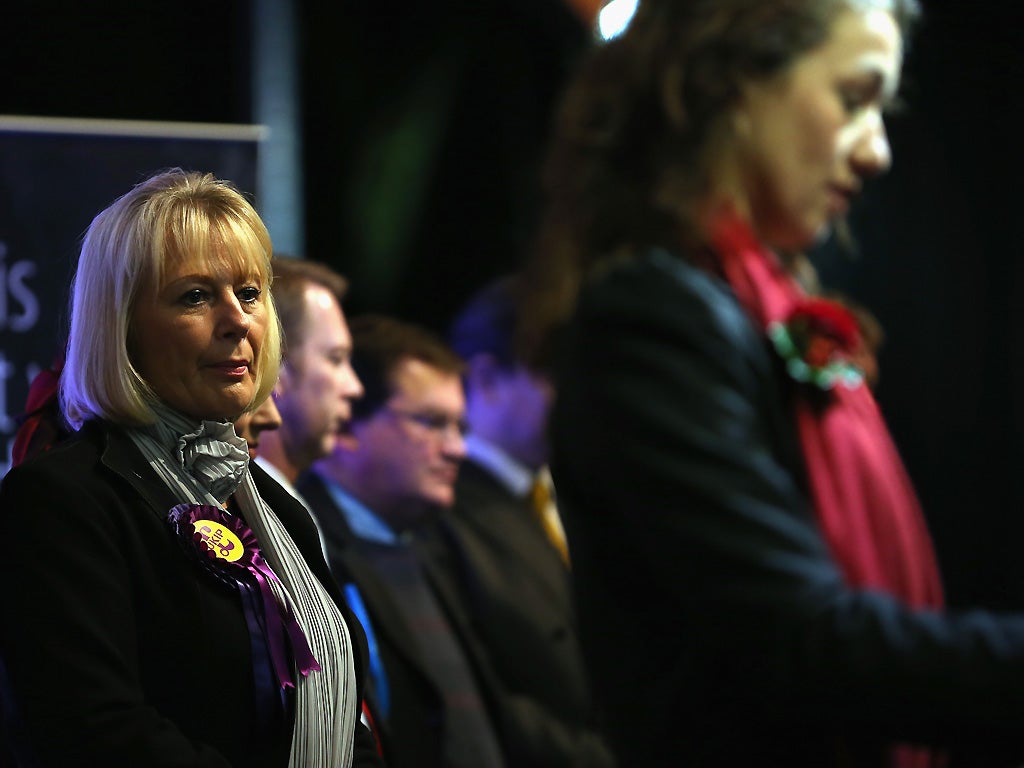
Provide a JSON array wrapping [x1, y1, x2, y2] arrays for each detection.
[[767, 299, 864, 390]]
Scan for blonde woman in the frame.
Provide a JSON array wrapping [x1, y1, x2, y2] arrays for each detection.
[[0, 169, 383, 767]]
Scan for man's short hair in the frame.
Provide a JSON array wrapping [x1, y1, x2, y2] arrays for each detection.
[[271, 256, 350, 360], [349, 314, 464, 420], [447, 274, 521, 369]]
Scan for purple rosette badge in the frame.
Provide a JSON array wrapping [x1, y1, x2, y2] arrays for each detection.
[[168, 503, 320, 689]]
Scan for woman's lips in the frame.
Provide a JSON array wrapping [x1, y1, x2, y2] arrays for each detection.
[[210, 360, 250, 377]]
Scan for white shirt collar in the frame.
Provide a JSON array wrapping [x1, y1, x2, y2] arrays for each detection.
[[255, 455, 302, 500], [254, 456, 333, 560]]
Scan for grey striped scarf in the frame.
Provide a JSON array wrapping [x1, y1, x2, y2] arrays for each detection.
[[128, 404, 357, 768]]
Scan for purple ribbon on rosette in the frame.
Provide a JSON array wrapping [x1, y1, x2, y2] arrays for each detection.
[[168, 503, 321, 689]]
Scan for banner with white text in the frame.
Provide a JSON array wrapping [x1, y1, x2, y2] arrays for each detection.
[[0, 116, 263, 476]]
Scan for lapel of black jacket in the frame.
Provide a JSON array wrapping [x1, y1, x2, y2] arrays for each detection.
[[247, 462, 372, 688], [249, 462, 342, 603], [96, 421, 186, 523], [98, 422, 369, 688], [414, 520, 508, 724], [299, 472, 438, 677]]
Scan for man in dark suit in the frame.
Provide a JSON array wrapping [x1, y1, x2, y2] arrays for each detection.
[[444, 276, 615, 767], [298, 315, 506, 768]]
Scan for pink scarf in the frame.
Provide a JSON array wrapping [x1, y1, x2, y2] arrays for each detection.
[[712, 216, 944, 766], [712, 216, 943, 607]]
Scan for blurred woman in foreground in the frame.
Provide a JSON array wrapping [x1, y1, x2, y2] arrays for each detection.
[[522, 1, 1024, 765]]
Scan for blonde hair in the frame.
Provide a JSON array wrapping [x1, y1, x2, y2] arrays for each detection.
[[61, 168, 282, 429]]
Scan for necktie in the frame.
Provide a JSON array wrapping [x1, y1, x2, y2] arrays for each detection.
[[530, 470, 571, 567]]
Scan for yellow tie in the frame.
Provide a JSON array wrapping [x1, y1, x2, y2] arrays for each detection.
[[530, 472, 570, 568]]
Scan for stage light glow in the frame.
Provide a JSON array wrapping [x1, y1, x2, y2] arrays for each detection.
[[598, 0, 638, 40]]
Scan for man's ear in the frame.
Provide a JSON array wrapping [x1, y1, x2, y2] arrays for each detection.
[[276, 359, 296, 394], [270, 375, 285, 399]]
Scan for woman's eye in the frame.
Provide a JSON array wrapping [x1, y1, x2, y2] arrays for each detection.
[[840, 90, 867, 114], [838, 75, 886, 116], [238, 286, 261, 304], [180, 288, 208, 306]]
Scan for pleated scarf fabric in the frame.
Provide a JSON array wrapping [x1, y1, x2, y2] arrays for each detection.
[[710, 216, 944, 767], [128, 404, 358, 768]]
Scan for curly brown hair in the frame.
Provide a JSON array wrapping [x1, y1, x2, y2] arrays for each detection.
[[519, 0, 920, 367]]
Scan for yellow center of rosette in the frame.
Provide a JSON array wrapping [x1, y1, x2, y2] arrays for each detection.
[[192, 519, 245, 562]]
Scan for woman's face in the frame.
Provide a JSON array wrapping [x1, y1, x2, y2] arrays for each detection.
[[729, 6, 903, 251], [131, 251, 268, 422]]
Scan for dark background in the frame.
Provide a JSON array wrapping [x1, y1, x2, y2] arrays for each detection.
[[3, 1, 1023, 609]]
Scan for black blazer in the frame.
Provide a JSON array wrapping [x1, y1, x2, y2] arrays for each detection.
[[0, 420, 383, 768], [299, 471, 528, 767], [298, 472, 446, 768], [552, 249, 1024, 766], [440, 459, 615, 767]]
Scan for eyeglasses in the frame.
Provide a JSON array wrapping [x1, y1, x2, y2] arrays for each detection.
[[384, 406, 468, 440]]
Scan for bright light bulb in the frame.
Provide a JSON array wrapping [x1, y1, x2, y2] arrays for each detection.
[[597, 0, 638, 40]]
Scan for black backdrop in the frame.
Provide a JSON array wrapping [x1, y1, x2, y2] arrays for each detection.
[[4, 1, 1024, 608]]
